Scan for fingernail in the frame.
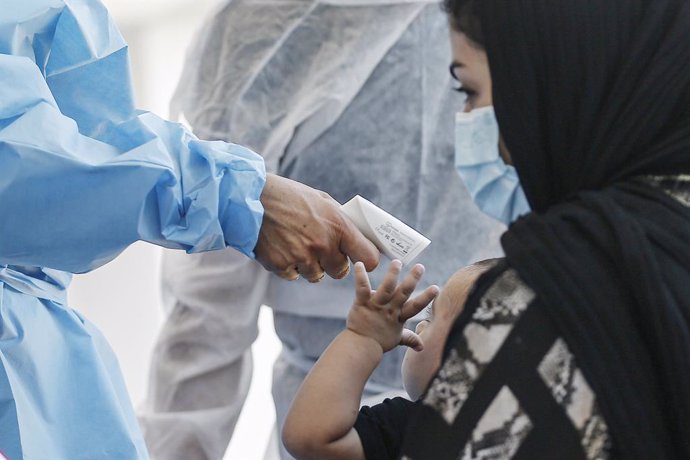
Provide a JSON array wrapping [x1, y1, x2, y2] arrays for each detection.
[[337, 265, 351, 278]]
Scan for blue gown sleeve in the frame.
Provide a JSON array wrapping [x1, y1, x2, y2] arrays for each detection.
[[0, 0, 266, 273]]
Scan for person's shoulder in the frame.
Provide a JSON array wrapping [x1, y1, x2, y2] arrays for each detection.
[[479, 264, 536, 311], [449, 260, 537, 339]]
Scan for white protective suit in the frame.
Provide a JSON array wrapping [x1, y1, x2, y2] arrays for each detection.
[[138, 1, 505, 458]]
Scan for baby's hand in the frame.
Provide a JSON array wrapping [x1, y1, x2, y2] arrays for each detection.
[[346, 260, 439, 353]]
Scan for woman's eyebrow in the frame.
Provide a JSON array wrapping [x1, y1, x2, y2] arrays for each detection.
[[449, 62, 464, 80]]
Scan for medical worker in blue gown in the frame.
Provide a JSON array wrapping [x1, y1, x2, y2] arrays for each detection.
[[0, 1, 380, 458]]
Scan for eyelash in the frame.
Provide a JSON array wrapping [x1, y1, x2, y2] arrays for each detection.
[[454, 86, 477, 98]]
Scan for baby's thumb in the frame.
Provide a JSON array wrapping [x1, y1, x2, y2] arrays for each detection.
[[400, 329, 424, 352]]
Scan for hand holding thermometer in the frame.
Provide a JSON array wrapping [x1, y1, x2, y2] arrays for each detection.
[[341, 195, 431, 266]]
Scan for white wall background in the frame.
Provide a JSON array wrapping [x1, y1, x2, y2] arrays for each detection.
[[67, 2, 281, 458]]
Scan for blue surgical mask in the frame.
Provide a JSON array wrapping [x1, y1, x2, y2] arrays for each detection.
[[454, 106, 531, 225]]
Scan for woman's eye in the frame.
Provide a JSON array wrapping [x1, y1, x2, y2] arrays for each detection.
[[454, 88, 477, 111], [453, 85, 477, 100], [463, 88, 478, 98]]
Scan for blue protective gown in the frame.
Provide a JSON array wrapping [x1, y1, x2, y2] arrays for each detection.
[[0, 0, 266, 458]]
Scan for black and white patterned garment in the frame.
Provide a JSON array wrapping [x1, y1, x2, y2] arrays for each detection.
[[636, 174, 690, 207], [398, 267, 612, 460]]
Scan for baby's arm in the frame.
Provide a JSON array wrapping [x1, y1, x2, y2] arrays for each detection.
[[282, 261, 439, 460]]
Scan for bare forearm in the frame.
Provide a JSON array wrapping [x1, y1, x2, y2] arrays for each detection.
[[282, 261, 434, 460], [283, 330, 382, 458]]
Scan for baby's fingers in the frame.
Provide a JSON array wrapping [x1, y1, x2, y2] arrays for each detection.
[[354, 262, 373, 303], [401, 285, 440, 321], [399, 329, 424, 352], [393, 264, 425, 306], [372, 260, 402, 305]]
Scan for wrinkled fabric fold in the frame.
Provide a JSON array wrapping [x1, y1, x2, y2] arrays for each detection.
[[0, 265, 69, 303]]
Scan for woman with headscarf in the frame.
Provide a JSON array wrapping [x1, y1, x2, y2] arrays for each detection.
[[279, 0, 690, 458], [416, 0, 690, 457]]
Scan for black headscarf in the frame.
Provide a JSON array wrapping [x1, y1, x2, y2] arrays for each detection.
[[480, 0, 690, 458], [400, 1, 690, 459]]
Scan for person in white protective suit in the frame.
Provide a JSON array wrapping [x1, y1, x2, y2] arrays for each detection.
[[138, 1, 505, 458]]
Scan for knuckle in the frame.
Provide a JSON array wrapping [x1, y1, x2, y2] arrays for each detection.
[[293, 251, 312, 265], [305, 238, 328, 254], [304, 261, 321, 273], [274, 259, 290, 272]]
